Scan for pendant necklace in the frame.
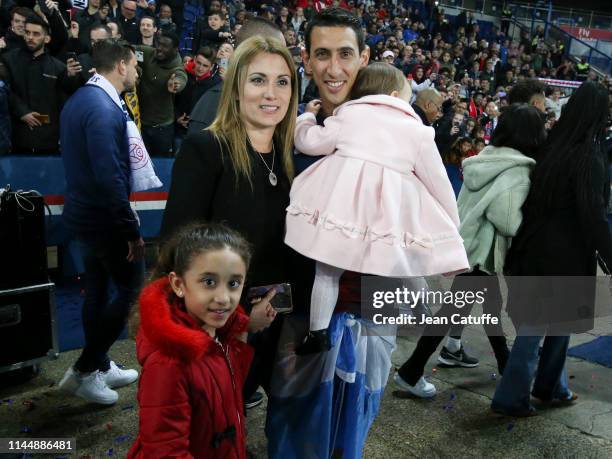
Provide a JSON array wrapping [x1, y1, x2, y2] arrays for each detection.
[[253, 142, 277, 186]]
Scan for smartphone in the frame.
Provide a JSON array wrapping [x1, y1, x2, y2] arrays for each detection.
[[33, 113, 50, 124], [219, 57, 229, 71], [66, 52, 78, 63], [247, 283, 293, 314]]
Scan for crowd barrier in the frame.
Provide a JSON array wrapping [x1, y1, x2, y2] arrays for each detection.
[[1, 155, 608, 276], [0, 155, 173, 276]]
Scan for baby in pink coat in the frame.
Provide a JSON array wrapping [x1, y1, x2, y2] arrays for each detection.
[[286, 63, 469, 354]]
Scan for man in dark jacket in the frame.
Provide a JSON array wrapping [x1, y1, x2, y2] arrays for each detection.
[[137, 30, 187, 156], [2, 7, 29, 52], [3, 4, 69, 55], [75, 0, 101, 49], [76, 23, 112, 82], [2, 14, 80, 154], [174, 46, 221, 138], [118, 0, 139, 44], [58, 39, 143, 405]]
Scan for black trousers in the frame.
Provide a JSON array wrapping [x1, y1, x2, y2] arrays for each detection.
[[142, 123, 174, 157], [74, 235, 145, 373], [398, 268, 510, 386]]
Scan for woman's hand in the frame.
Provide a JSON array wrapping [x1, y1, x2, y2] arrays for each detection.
[[248, 288, 278, 333], [306, 99, 321, 115]]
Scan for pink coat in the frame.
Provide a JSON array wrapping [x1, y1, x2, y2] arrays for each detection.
[[285, 94, 469, 277]]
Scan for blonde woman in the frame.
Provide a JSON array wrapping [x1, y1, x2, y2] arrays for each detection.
[[160, 35, 298, 402]]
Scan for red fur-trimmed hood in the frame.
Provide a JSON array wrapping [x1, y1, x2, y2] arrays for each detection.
[[136, 277, 250, 364]]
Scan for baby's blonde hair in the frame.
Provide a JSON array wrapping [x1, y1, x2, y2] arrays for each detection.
[[349, 62, 407, 100]]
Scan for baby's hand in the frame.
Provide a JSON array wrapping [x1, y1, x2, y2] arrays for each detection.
[[306, 99, 321, 115]]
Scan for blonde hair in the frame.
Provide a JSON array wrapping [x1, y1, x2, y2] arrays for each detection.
[[208, 35, 297, 186], [349, 62, 407, 100]]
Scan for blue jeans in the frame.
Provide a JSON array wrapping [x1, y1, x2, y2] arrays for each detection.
[[74, 235, 145, 373], [492, 324, 572, 415]]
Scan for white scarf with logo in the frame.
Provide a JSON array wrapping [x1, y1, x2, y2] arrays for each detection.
[[86, 73, 162, 192]]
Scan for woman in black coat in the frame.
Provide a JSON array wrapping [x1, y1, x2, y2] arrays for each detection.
[[160, 36, 299, 402], [492, 81, 612, 416]]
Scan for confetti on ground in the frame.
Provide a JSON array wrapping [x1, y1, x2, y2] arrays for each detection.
[[443, 404, 454, 412], [4, 399, 13, 404], [507, 422, 515, 431], [450, 393, 456, 401], [114, 434, 131, 444], [106, 423, 113, 430], [121, 405, 134, 411], [432, 368, 437, 374], [107, 448, 114, 456], [21, 426, 32, 433]]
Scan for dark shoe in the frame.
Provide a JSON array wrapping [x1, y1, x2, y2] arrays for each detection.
[[491, 405, 538, 417], [437, 345, 479, 368], [245, 391, 264, 410], [295, 329, 332, 355]]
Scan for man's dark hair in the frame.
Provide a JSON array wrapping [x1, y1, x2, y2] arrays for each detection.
[[305, 7, 365, 54], [139, 14, 156, 25], [25, 14, 50, 35], [92, 39, 135, 74], [90, 23, 112, 38], [507, 78, 546, 105], [196, 46, 216, 61], [10, 6, 31, 21], [235, 16, 281, 46], [490, 103, 546, 155], [159, 30, 179, 48]]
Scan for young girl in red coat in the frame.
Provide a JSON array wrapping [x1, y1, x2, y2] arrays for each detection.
[[127, 223, 261, 459]]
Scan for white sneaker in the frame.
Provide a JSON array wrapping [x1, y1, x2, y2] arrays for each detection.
[[394, 373, 437, 398], [101, 361, 139, 389], [59, 367, 118, 405]]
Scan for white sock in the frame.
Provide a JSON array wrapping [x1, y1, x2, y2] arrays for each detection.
[[309, 262, 344, 331], [446, 337, 462, 353]]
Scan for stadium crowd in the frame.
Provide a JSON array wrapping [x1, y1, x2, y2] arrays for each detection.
[[0, 0, 610, 158]]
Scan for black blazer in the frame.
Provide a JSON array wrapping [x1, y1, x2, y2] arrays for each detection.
[[161, 130, 291, 290]]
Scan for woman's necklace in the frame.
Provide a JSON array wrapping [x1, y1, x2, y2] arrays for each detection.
[[252, 143, 277, 186]]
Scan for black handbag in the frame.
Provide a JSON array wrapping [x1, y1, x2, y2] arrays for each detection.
[[0, 186, 48, 289]]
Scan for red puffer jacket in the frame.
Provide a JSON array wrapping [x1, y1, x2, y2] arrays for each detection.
[[126, 278, 253, 459]]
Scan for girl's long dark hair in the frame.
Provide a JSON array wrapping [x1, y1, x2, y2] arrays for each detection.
[[129, 223, 252, 338], [528, 81, 609, 215]]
